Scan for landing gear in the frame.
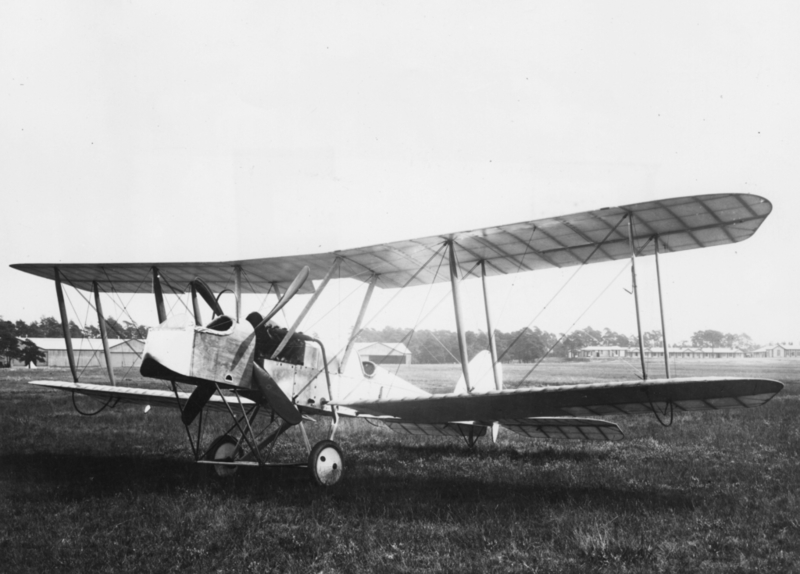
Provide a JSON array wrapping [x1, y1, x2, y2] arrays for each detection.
[[308, 440, 344, 486], [206, 434, 238, 478]]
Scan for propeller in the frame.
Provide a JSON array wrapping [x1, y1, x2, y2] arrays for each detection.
[[252, 364, 302, 424], [181, 383, 216, 426], [181, 266, 309, 426], [256, 266, 310, 329], [191, 278, 224, 318], [179, 267, 310, 427]]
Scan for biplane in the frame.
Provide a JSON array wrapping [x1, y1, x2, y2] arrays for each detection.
[[12, 193, 783, 486]]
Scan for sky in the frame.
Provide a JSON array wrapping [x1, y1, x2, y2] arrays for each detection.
[[1, 1, 798, 350]]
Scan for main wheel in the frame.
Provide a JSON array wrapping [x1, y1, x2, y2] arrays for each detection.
[[206, 434, 238, 478], [308, 440, 344, 486]]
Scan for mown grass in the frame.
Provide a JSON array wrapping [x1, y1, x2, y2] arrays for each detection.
[[1, 360, 798, 573]]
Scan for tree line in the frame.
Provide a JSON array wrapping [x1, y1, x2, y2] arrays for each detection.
[[356, 326, 758, 364], [0, 314, 758, 366]]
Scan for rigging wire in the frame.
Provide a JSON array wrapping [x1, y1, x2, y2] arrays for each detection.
[[241, 268, 274, 314], [72, 392, 117, 416], [158, 271, 194, 317], [390, 250, 449, 375], [516, 260, 632, 385], [61, 273, 148, 382], [496, 225, 538, 327], [101, 267, 150, 334], [495, 215, 629, 365]]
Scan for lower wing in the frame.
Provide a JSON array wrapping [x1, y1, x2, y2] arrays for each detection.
[[383, 417, 623, 441], [334, 377, 783, 425], [29, 381, 257, 412]]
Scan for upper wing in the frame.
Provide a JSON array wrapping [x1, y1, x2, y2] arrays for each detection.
[[29, 380, 256, 412], [12, 193, 771, 292], [333, 377, 784, 424]]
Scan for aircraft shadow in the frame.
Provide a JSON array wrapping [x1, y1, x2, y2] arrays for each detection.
[[1, 449, 697, 516]]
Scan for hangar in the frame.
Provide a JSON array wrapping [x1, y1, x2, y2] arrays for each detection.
[[15, 337, 144, 368], [354, 342, 412, 365]]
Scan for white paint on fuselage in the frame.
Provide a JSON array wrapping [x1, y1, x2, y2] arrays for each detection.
[[262, 352, 429, 416]]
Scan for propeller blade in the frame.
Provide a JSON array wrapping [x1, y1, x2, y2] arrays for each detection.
[[252, 364, 302, 424], [190, 278, 224, 317], [257, 266, 309, 329], [181, 384, 216, 426]]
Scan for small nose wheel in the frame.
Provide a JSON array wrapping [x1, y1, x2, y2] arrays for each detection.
[[206, 434, 238, 478], [308, 440, 344, 486]]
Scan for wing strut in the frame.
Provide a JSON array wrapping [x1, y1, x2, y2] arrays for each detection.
[[654, 238, 671, 378], [233, 265, 242, 322], [190, 282, 203, 326], [270, 259, 340, 359], [480, 261, 502, 390], [54, 267, 78, 382], [92, 281, 116, 386], [152, 267, 167, 324], [448, 241, 472, 392], [340, 273, 379, 374], [627, 215, 647, 379]]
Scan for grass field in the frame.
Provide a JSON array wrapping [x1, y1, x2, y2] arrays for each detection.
[[1, 359, 798, 573]]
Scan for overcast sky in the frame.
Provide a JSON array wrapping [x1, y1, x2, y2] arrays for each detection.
[[1, 1, 798, 348]]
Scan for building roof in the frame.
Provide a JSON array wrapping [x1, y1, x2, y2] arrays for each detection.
[[581, 346, 628, 351], [354, 342, 412, 356], [754, 343, 800, 352], [20, 337, 143, 352], [581, 345, 745, 353]]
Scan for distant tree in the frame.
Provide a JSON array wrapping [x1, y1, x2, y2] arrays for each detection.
[[14, 320, 31, 337], [0, 319, 19, 365], [556, 328, 597, 358], [105, 316, 126, 338], [735, 333, 756, 352], [465, 330, 489, 360], [122, 321, 148, 339], [643, 330, 664, 348], [68, 321, 82, 338], [36, 316, 62, 337], [691, 329, 725, 348], [103, 317, 148, 340], [82, 325, 101, 338], [721, 332, 756, 351], [18, 340, 45, 367], [601, 328, 629, 347]]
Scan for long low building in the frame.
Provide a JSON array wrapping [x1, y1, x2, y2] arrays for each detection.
[[579, 346, 746, 359], [14, 337, 145, 368], [752, 343, 800, 358]]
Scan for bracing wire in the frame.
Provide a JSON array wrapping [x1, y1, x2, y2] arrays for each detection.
[[72, 392, 117, 416], [515, 260, 632, 385], [496, 214, 629, 365]]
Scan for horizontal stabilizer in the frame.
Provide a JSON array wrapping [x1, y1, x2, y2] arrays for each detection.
[[501, 417, 623, 441]]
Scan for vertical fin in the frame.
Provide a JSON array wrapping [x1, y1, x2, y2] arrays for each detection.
[[453, 350, 502, 394]]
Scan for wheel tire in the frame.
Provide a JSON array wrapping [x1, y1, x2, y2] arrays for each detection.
[[308, 440, 344, 486], [206, 434, 238, 478]]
